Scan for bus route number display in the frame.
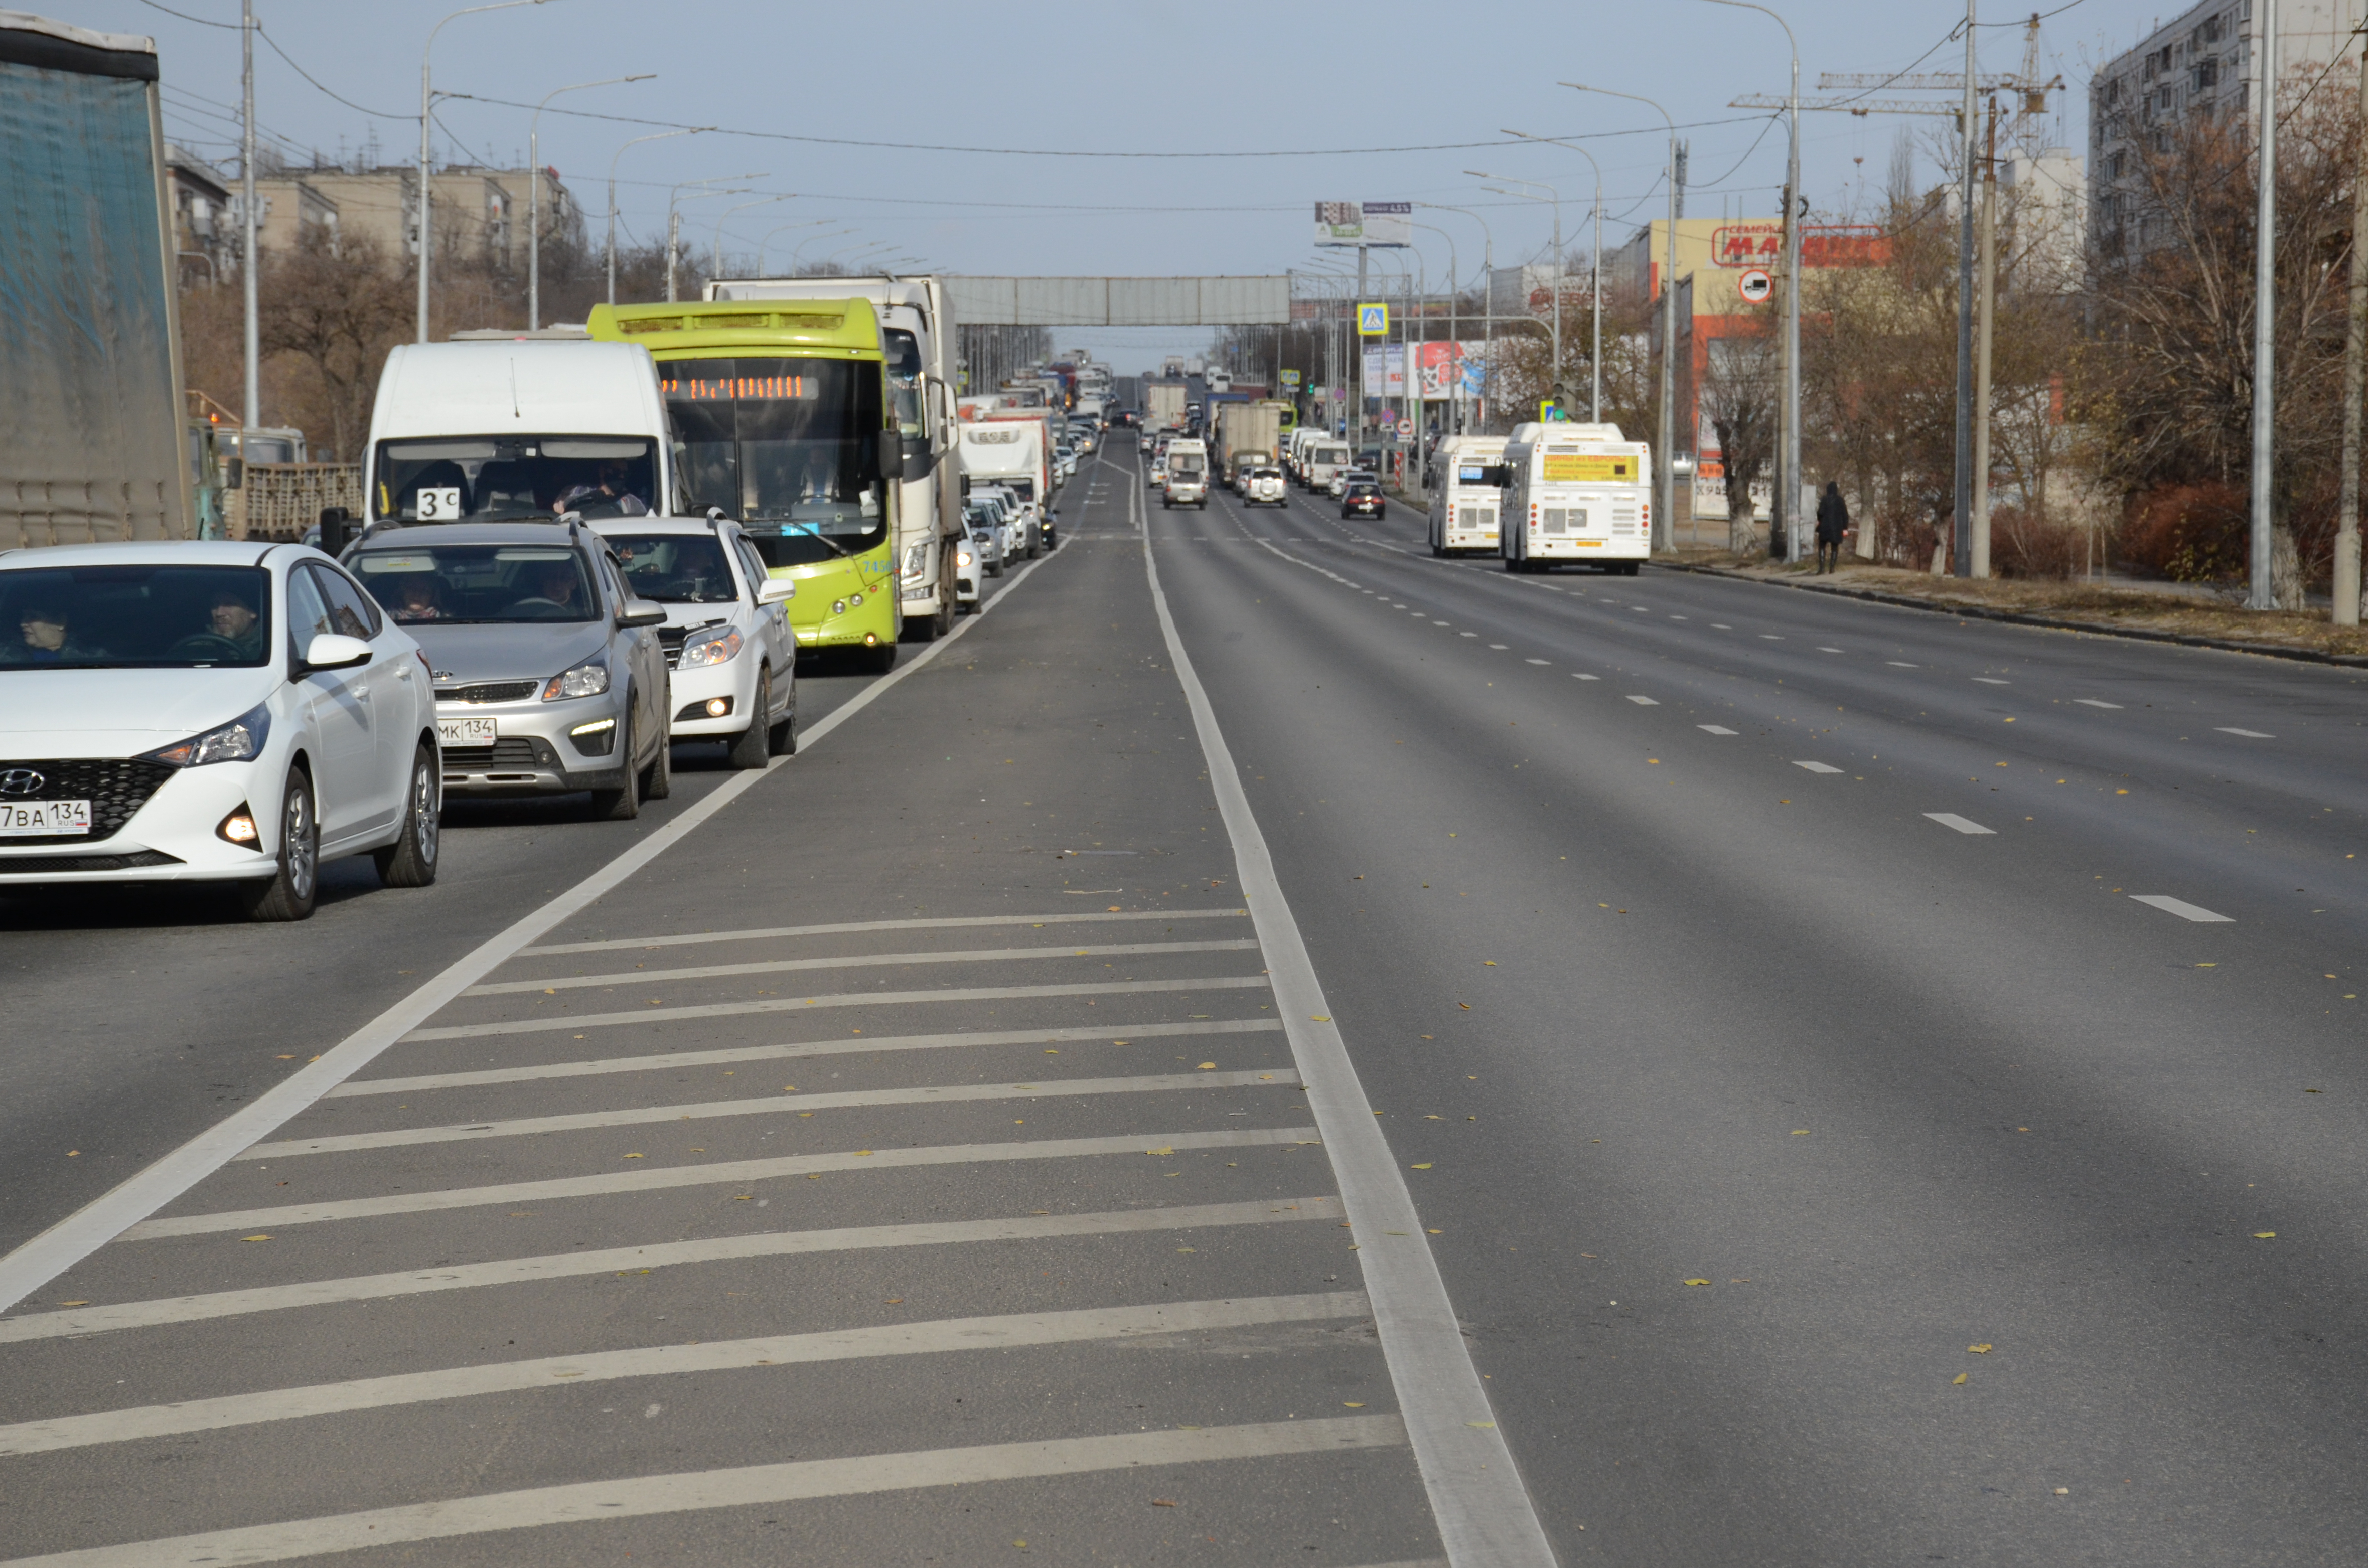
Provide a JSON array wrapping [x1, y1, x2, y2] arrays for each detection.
[[663, 373, 820, 401], [1542, 454, 1635, 483]]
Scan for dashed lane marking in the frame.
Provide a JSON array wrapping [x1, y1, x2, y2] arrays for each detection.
[[2215, 727, 2274, 738], [2075, 699, 2125, 709], [2131, 895, 2234, 923], [1625, 695, 1659, 705], [1792, 761, 1844, 774], [1525, 658, 1549, 665], [1973, 678, 2010, 686], [1923, 813, 1996, 835], [1699, 725, 1738, 735]]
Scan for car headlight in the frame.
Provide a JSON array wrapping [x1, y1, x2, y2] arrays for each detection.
[[541, 659, 610, 700], [142, 702, 270, 767], [902, 543, 928, 581], [957, 550, 974, 567], [677, 628, 744, 669]]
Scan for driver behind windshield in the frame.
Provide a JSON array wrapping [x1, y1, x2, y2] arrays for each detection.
[[192, 588, 268, 661], [506, 560, 589, 617], [554, 459, 649, 518]]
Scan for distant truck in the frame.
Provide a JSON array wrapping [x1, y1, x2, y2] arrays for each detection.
[[1162, 356, 1187, 378], [1145, 382, 1188, 432], [957, 412, 1053, 555], [1214, 401, 1282, 489], [2, 15, 194, 548], [1185, 357, 1207, 378]]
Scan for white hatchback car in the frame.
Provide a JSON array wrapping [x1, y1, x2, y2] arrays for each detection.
[[594, 518, 797, 769], [0, 541, 441, 919]]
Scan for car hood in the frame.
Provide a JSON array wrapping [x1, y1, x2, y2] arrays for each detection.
[[404, 621, 611, 683], [0, 667, 277, 757]]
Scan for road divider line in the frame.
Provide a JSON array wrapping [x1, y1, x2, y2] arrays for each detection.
[[1137, 476, 1558, 1565], [1923, 813, 1996, 835], [405, 974, 1278, 1042], [2074, 698, 2124, 709], [2214, 727, 2274, 738], [468, 937, 1263, 997], [1699, 725, 1737, 736], [0, 1291, 1370, 1456], [0, 1417, 1405, 1568], [247, 1070, 1301, 1160], [4, 1197, 1338, 1345], [1792, 761, 1844, 774], [0, 548, 1066, 1317], [520, 907, 1250, 959], [1625, 695, 1659, 706], [116, 1127, 1323, 1243], [332, 1019, 1287, 1099], [2131, 895, 2235, 923]]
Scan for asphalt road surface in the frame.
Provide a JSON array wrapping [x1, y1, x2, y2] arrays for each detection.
[[0, 435, 2361, 1566]]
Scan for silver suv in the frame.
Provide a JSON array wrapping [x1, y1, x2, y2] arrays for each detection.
[[348, 520, 673, 819]]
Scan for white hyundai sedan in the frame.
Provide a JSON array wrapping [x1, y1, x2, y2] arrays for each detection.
[[0, 542, 442, 920]]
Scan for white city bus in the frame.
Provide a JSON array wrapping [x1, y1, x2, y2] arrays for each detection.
[[1427, 435, 1508, 555], [1498, 422, 1649, 575]]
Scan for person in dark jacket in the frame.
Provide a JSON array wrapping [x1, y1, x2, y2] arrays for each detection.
[[1814, 482, 1850, 573]]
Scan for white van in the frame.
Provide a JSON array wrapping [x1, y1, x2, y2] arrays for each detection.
[[1498, 422, 1650, 575], [1162, 437, 1210, 507], [1427, 435, 1509, 555], [1302, 439, 1353, 493]]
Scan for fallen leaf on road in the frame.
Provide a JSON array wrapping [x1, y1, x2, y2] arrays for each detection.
[[1411, 1163, 1433, 1170], [2254, 1231, 2275, 1238], [1792, 1130, 1810, 1135], [1343, 1402, 1365, 1407], [1953, 1373, 1970, 1385], [854, 1150, 874, 1157], [1197, 1062, 1217, 1070], [240, 1235, 271, 1242], [2053, 1488, 2068, 1496], [623, 1153, 644, 1160], [1459, 1003, 1471, 1010], [1684, 1279, 1710, 1287], [1151, 1499, 1177, 1507], [1146, 1147, 1175, 1156], [1968, 1344, 1993, 1353]]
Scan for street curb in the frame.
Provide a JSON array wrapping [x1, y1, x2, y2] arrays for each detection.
[[1651, 560, 2368, 672]]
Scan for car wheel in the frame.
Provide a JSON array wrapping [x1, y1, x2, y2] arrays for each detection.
[[372, 742, 440, 888], [239, 768, 319, 922], [641, 714, 672, 800], [729, 668, 773, 770], [768, 692, 798, 756], [589, 712, 641, 820], [930, 569, 955, 638]]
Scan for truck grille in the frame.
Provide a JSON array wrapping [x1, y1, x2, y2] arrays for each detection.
[[436, 680, 540, 705], [0, 758, 175, 842]]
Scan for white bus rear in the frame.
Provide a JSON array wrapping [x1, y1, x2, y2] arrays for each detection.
[[1500, 423, 1649, 574], [1427, 435, 1508, 555]]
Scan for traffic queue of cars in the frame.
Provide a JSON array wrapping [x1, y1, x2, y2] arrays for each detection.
[[0, 307, 1067, 922]]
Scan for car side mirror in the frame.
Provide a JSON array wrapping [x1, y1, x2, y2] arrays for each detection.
[[756, 577, 795, 605], [618, 598, 668, 629], [300, 633, 373, 673]]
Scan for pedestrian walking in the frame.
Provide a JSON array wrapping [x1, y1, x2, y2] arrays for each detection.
[[1815, 482, 1850, 574]]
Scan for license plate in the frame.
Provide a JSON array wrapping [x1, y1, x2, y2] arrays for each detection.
[[438, 717, 498, 746], [0, 799, 91, 837]]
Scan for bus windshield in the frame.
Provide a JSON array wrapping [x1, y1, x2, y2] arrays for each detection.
[[662, 357, 887, 564]]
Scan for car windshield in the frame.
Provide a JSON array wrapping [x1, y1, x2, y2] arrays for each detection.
[[604, 533, 740, 604], [373, 437, 658, 522], [1169, 454, 1205, 476], [664, 356, 889, 568], [0, 563, 273, 670], [351, 543, 599, 624]]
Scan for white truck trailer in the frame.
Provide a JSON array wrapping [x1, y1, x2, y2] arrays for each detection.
[[1145, 382, 1188, 432]]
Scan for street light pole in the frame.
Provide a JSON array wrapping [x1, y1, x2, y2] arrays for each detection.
[[2248, 0, 2279, 608], [791, 227, 856, 271], [665, 174, 767, 302], [606, 128, 702, 306], [1502, 133, 1607, 423], [1469, 170, 1563, 416], [1565, 82, 1679, 553], [714, 194, 792, 279], [1957, 0, 1979, 577], [531, 74, 651, 330], [240, 0, 257, 435], [758, 218, 834, 274], [1422, 206, 1496, 427], [419, 0, 548, 342]]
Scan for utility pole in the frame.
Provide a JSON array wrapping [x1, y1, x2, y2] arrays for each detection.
[[1973, 95, 1998, 579], [1953, 0, 1978, 576], [2337, 38, 2368, 626], [240, 0, 257, 434], [2248, 0, 2280, 610]]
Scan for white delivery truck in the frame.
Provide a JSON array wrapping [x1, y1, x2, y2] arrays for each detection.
[[1144, 382, 1188, 433], [957, 414, 1053, 556], [1498, 422, 1650, 575], [1427, 435, 1510, 555], [706, 274, 964, 639], [1161, 437, 1210, 508], [1214, 402, 1281, 490], [1185, 356, 1207, 379], [1163, 356, 1186, 378]]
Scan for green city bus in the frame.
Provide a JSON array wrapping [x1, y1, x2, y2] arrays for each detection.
[[587, 300, 903, 669]]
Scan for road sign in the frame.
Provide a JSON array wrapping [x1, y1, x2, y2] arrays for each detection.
[[1540, 400, 1570, 422], [1280, 369, 1301, 387], [1357, 302, 1389, 336], [1738, 268, 1774, 304], [1396, 418, 1414, 439]]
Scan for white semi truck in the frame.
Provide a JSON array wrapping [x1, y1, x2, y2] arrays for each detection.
[[1145, 382, 1188, 432], [707, 274, 964, 637]]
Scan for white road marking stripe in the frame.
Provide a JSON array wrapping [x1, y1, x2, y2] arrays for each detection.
[[1973, 677, 2010, 685], [2131, 895, 2235, 923], [332, 1019, 1286, 1099], [1793, 761, 1844, 774], [248, 1070, 1298, 1160], [0, 1417, 1405, 1568], [1138, 479, 1556, 1563], [1459, 631, 1478, 637], [1625, 695, 1659, 705], [0, 554, 1062, 1317], [2074, 698, 2123, 709], [0, 1292, 1369, 1457], [1817, 646, 1843, 653], [2215, 727, 2274, 738], [1923, 813, 1996, 835], [404, 973, 1278, 1042], [116, 1127, 1320, 1243], [1711, 622, 1731, 629], [521, 907, 1250, 959], [1573, 673, 1600, 680], [468, 937, 1261, 997], [1761, 634, 1784, 640], [1886, 660, 1917, 667], [1524, 658, 1548, 665], [1698, 725, 1738, 736]]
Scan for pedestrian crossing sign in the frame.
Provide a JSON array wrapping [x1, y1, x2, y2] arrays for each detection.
[[1357, 302, 1389, 336]]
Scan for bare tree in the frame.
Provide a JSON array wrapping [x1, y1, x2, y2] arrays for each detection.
[[1700, 312, 1780, 552], [256, 229, 412, 461]]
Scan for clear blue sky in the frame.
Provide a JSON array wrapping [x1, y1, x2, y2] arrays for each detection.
[[68, 0, 2177, 368]]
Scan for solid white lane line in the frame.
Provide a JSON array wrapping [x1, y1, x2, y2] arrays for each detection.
[[0, 552, 1063, 1317], [1624, 695, 1659, 706], [1138, 479, 1555, 1564], [404, 973, 1278, 1042], [2215, 727, 2274, 738], [116, 1127, 1320, 1243], [332, 1019, 1286, 1100], [467, 937, 1262, 997], [2074, 698, 2123, 709], [0, 1292, 1370, 1457], [1792, 761, 1844, 774], [0, 1417, 1406, 1568], [1698, 725, 1738, 736], [1973, 677, 2010, 685], [247, 1071, 1299, 1160], [522, 908, 1250, 959], [1923, 813, 1996, 835], [2131, 895, 2235, 923]]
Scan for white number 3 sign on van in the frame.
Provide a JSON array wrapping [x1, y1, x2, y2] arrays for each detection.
[[416, 486, 462, 520]]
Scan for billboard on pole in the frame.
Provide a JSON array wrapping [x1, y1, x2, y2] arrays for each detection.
[[1315, 201, 1411, 248]]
